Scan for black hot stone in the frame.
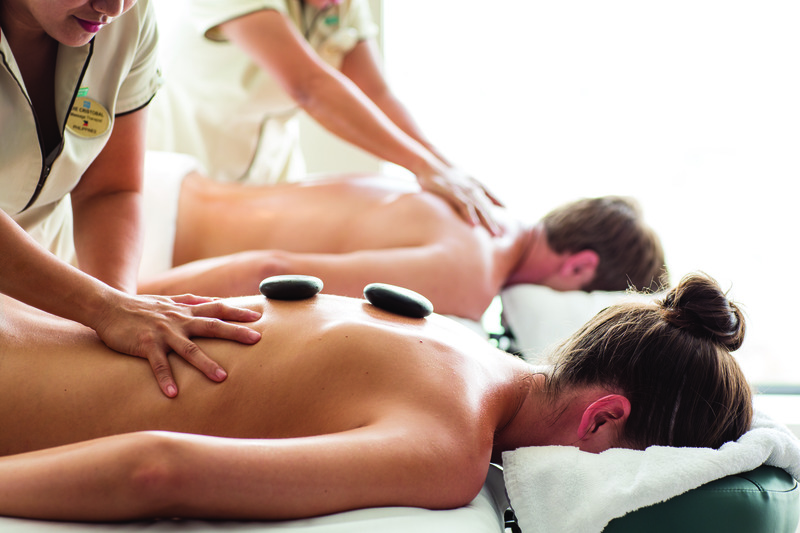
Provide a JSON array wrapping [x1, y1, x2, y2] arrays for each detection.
[[363, 283, 433, 318], [259, 275, 323, 300]]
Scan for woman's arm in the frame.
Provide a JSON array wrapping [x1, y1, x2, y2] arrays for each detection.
[[220, 11, 441, 178], [341, 39, 451, 166], [218, 10, 499, 233], [70, 108, 149, 294], [340, 39, 504, 233], [0, 426, 485, 521]]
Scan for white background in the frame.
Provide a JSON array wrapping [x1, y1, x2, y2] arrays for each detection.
[[381, 1, 800, 387]]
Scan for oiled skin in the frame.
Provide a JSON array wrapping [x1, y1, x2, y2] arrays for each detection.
[[160, 174, 527, 320], [0, 294, 526, 491]]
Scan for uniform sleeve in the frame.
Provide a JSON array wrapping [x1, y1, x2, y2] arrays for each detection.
[[116, 0, 162, 114], [313, 0, 378, 66], [343, 0, 378, 42], [190, 0, 289, 41]]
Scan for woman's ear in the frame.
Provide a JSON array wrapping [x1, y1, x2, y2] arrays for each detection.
[[576, 394, 631, 452]]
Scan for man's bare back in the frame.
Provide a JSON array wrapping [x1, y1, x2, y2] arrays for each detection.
[[160, 174, 525, 319], [0, 293, 522, 461], [174, 175, 461, 260]]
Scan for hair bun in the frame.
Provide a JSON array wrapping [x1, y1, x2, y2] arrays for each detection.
[[659, 273, 745, 350]]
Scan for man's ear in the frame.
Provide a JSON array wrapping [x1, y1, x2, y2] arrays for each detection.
[[559, 249, 599, 289], [576, 394, 631, 452]]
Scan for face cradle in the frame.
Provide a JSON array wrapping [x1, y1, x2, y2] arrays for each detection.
[[13, 0, 137, 46]]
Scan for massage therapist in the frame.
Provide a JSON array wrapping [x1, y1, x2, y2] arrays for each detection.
[[0, 0, 262, 397], [147, 0, 500, 232]]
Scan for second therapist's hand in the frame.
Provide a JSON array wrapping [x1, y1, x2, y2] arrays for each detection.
[[91, 293, 262, 398], [416, 168, 504, 236]]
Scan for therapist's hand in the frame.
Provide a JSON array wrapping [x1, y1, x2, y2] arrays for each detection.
[[91, 293, 262, 398], [416, 167, 504, 236]]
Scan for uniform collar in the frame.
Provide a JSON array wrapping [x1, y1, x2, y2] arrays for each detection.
[[54, 39, 93, 131], [0, 29, 94, 212], [0, 29, 26, 93]]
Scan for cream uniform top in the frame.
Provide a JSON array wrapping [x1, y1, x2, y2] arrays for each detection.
[[147, 0, 377, 185], [0, 0, 161, 262]]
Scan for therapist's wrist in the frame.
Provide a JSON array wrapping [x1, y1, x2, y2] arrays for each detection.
[[71, 279, 126, 333], [410, 156, 449, 183]]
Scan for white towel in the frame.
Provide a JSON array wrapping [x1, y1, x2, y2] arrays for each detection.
[[139, 151, 203, 279], [502, 409, 800, 533]]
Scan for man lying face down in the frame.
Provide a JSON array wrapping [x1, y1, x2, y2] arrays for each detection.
[[0, 273, 751, 521], [139, 172, 667, 320]]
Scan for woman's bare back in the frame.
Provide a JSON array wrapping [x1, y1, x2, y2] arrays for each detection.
[[0, 293, 520, 457]]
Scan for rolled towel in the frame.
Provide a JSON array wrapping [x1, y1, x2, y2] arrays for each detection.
[[502, 409, 800, 533]]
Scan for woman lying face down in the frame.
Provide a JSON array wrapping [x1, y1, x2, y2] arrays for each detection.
[[0, 273, 750, 521]]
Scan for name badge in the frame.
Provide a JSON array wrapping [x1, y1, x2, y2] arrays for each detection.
[[66, 97, 111, 138]]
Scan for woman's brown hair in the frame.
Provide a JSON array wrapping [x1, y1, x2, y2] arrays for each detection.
[[546, 272, 752, 449]]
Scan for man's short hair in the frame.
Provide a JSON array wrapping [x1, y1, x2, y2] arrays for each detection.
[[542, 196, 667, 291]]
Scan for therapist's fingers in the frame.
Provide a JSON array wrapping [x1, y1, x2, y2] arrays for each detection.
[[168, 293, 217, 305], [449, 180, 502, 237], [178, 296, 263, 325], [117, 316, 226, 399], [471, 176, 504, 208], [417, 172, 502, 236], [143, 347, 181, 398], [139, 319, 260, 398], [91, 293, 261, 398], [154, 300, 263, 395], [141, 318, 261, 398], [464, 185, 503, 236], [182, 312, 263, 348], [417, 174, 471, 218], [460, 176, 505, 233]]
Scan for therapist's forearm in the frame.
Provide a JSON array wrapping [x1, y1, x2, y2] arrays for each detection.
[[0, 209, 119, 326], [71, 190, 143, 294], [367, 90, 451, 167], [340, 40, 451, 167], [219, 10, 446, 178], [299, 72, 447, 177]]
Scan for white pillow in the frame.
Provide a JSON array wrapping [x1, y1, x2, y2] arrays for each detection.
[[500, 285, 660, 362]]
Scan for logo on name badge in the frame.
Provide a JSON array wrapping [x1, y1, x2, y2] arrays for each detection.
[[66, 96, 110, 138]]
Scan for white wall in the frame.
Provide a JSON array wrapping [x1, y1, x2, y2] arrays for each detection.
[[379, 0, 800, 388]]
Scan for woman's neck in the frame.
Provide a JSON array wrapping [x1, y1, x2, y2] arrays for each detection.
[[0, 1, 49, 48], [1, 3, 61, 154], [1, 1, 58, 87], [492, 363, 629, 461], [491, 364, 555, 461]]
